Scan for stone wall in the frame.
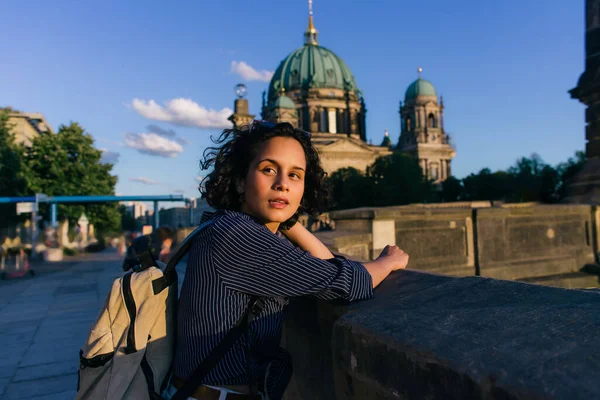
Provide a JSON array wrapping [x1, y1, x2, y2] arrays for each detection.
[[323, 204, 600, 288], [476, 205, 595, 281], [282, 270, 600, 400]]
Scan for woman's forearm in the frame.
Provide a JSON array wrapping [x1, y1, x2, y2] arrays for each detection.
[[362, 259, 394, 288], [281, 222, 334, 260]]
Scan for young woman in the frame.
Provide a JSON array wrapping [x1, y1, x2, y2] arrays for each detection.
[[163, 121, 409, 400]]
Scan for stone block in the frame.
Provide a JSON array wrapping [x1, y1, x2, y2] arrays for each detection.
[[283, 270, 600, 399], [477, 205, 596, 281]]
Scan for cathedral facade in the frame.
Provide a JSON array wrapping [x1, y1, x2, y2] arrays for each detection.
[[229, 7, 456, 182]]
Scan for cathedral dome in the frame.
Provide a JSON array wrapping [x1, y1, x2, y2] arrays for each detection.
[[405, 78, 437, 100], [273, 93, 296, 109], [268, 45, 359, 100]]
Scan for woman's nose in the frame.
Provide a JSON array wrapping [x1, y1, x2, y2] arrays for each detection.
[[273, 176, 289, 191]]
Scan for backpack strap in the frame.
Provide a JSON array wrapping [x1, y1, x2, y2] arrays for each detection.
[[170, 296, 265, 400], [151, 219, 213, 295]]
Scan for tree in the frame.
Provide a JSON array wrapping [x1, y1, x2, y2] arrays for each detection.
[[21, 122, 121, 234], [0, 109, 28, 227], [440, 176, 463, 202], [327, 167, 374, 210], [556, 151, 586, 200], [366, 153, 435, 206], [462, 168, 513, 201], [506, 153, 556, 202]]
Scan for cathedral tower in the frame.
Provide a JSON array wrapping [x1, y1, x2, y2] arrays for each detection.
[[397, 68, 455, 183]]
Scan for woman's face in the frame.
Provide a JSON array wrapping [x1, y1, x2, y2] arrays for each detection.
[[240, 136, 306, 232]]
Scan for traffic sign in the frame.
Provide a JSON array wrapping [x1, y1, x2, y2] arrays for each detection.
[[16, 202, 38, 215]]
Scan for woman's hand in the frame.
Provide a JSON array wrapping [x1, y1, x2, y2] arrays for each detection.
[[362, 245, 409, 288], [376, 245, 409, 271]]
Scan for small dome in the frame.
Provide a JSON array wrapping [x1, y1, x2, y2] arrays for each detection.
[[268, 44, 359, 101], [405, 78, 437, 100], [273, 94, 296, 109]]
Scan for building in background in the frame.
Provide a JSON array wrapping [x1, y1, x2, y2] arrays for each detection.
[[158, 198, 213, 229], [397, 69, 456, 183], [5, 110, 54, 147], [228, 3, 456, 180]]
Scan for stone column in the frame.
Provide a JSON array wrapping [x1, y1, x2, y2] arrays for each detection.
[[371, 219, 396, 260], [228, 98, 255, 128], [569, 0, 600, 203]]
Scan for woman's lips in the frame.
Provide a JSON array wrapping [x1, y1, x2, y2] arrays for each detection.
[[269, 199, 288, 209]]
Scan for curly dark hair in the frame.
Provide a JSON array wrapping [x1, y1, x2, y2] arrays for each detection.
[[199, 121, 329, 229]]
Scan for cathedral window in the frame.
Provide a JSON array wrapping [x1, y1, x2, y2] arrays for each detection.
[[430, 165, 439, 180], [406, 116, 412, 131], [428, 113, 437, 128], [320, 109, 328, 132]]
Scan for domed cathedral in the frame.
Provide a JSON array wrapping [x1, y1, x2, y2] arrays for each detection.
[[258, 1, 392, 174], [397, 68, 456, 183]]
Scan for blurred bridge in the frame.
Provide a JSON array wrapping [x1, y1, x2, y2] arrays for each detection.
[[0, 194, 192, 228]]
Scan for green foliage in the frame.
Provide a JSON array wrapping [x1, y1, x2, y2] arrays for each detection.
[[440, 176, 463, 202], [327, 151, 587, 210], [556, 151, 586, 199], [327, 167, 374, 210], [20, 122, 121, 233], [0, 109, 28, 227], [326, 154, 434, 210], [462, 168, 513, 201], [367, 153, 435, 206]]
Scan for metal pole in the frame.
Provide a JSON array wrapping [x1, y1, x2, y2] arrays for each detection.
[[154, 201, 159, 228], [50, 203, 57, 227]]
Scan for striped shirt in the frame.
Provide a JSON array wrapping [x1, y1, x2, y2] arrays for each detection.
[[173, 209, 374, 388]]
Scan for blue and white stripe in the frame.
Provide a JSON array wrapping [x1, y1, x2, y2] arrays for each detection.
[[174, 209, 373, 388]]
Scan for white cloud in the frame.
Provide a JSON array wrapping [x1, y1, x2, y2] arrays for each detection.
[[131, 98, 232, 129], [173, 189, 185, 194], [146, 124, 190, 145], [124, 132, 184, 158], [231, 61, 274, 82], [129, 177, 160, 185], [99, 149, 121, 165]]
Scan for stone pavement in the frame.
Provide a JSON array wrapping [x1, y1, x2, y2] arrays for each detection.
[[0, 249, 125, 400]]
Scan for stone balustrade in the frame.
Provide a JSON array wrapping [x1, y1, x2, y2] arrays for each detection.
[[282, 269, 600, 399], [323, 204, 600, 288]]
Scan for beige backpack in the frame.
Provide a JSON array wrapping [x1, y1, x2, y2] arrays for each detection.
[[76, 264, 176, 400], [75, 220, 205, 400], [76, 217, 265, 400]]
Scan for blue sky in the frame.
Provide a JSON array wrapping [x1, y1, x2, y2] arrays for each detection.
[[1, 0, 586, 201]]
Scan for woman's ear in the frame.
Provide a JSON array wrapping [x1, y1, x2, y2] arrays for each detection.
[[236, 179, 245, 196]]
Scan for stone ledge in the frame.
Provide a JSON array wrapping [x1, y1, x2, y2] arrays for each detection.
[[282, 270, 600, 399]]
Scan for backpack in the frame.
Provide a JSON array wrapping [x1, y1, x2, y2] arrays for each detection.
[[75, 218, 264, 400]]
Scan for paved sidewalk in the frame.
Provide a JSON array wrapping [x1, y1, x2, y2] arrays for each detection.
[[0, 250, 125, 400]]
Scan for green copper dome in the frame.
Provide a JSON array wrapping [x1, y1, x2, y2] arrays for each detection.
[[405, 78, 437, 100], [273, 94, 296, 109], [268, 44, 359, 100]]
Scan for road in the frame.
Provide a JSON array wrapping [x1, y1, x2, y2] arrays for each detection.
[[0, 249, 126, 399]]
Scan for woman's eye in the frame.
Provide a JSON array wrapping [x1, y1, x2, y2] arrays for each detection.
[[290, 172, 302, 179], [262, 167, 276, 174]]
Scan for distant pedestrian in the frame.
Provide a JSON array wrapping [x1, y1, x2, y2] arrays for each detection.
[[162, 121, 410, 399], [121, 226, 175, 271]]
